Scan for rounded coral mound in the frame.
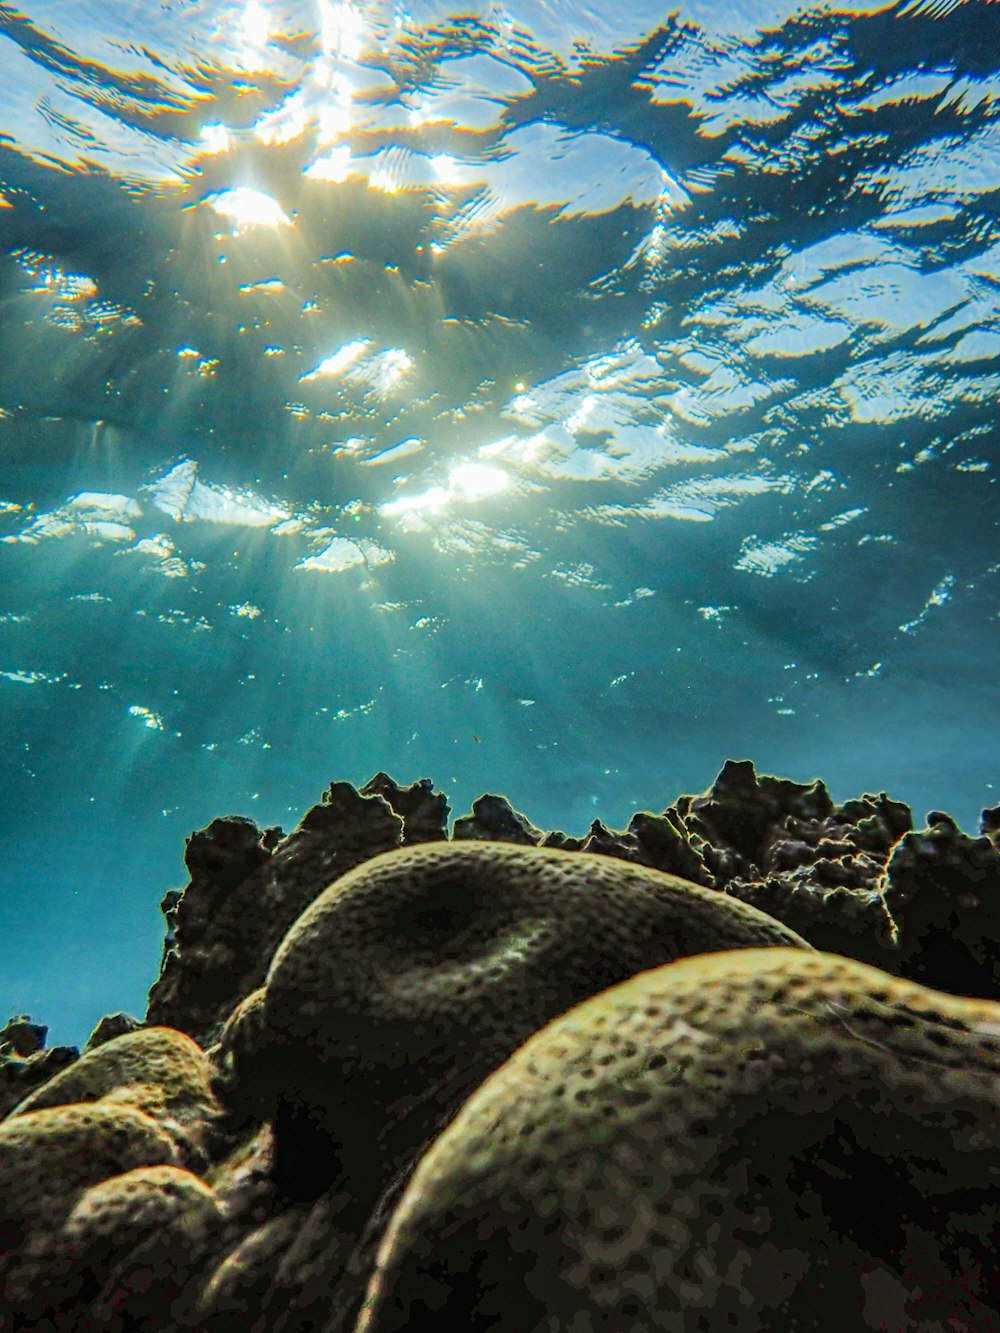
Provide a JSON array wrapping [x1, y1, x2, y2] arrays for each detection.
[[357, 947, 1000, 1333], [7, 1025, 222, 1171], [243, 841, 809, 1207]]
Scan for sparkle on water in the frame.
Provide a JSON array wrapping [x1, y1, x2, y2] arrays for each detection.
[[1, 0, 998, 1042]]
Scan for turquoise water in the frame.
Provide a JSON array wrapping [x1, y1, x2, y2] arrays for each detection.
[[1, 0, 998, 1044]]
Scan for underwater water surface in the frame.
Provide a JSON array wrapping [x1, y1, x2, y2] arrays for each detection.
[[0, 0, 998, 1043]]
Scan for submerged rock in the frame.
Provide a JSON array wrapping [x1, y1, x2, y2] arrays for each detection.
[[883, 811, 1000, 999], [0, 1014, 79, 1122], [452, 793, 544, 844], [0, 1016, 47, 1058], [360, 773, 449, 844], [240, 842, 807, 1215], [146, 784, 402, 1045], [0, 1043, 79, 1122], [578, 809, 714, 885], [83, 1013, 142, 1053]]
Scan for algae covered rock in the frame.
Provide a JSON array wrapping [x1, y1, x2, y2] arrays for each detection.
[[0, 1101, 181, 1251], [579, 809, 714, 886], [0, 1044, 79, 1121], [452, 793, 544, 844], [83, 1012, 142, 1052], [11, 757, 1000, 1332], [0, 1015, 47, 1057], [357, 948, 1000, 1333]]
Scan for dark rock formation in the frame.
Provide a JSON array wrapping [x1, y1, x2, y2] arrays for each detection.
[[83, 1013, 141, 1053], [577, 810, 714, 886], [239, 842, 807, 1215], [360, 773, 449, 844], [452, 793, 543, 844], [0, 1044, 79, 1121], [354, 950, 1000, 1333], [145, 784, 402, 1045], [882, 811, 1000, 998], [0, 1016, 47, 1058]]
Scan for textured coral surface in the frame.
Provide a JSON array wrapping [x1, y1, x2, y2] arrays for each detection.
[[2, 761, 999, 1332]]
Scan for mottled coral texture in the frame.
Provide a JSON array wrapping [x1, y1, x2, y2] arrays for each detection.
[[2, 762, 999, 1332]]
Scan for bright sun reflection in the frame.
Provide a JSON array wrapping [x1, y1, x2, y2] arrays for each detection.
[[241, 0, 270, 46], [430, 153, 461, 185], [199, 124, 231, 155], [320, 0, 365, 61], [204, 188, 292, 233], [369, 167, 398, 194], [380, 486, 449, 518], [449, 462, 510, 498], [299, 338, 370, 381], [381, 462, 510, 520], [305, 146, 352, 182]]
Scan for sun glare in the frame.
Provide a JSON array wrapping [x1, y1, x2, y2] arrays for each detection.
[[449, 462, 510, 498], [320, 0, 366, 61], [241, 0, 270, 49], [199, 124, 231, 155], [299, 339, 370, 381], [204, 188, 292, 233], [305, 145, 352, 182]]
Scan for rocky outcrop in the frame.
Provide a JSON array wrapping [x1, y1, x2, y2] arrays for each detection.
[[7, 761, 1000, 1333], [882, 810, 1000, 998], [359, 773, 449, 844], [452, 793, 544, 844], [83, 1012, 142, 1052], [145, 784, 403, 1045], [1, 1016, 79, 1121]]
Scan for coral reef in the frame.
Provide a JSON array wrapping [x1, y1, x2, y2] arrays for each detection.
[[357, 948, 1000, 1332], [3, 760, 1000, 1332]]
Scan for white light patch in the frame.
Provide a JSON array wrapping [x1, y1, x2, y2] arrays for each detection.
[[204, 188, 291, 234], [369, 167, 398, 195], [1, 668, 64, 685], [364, 348, 413, 393], [128, 704, 164, 730], [362, 438, 424, 466], [381, 485, 449, 518], [449, 462, 510, 498], [147, 460, 289, 528], [320, 0, 365, 60], [241, 0, 270, 46], [306, 146, 352, 182], [200, 124, 231, 155], [300, 339, 370, 381], [430, 154, 462, 186], [296, 536, 394, 573]]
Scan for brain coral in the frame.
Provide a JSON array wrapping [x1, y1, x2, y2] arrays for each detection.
[[249, 841, 808, 1207], [58, 1165, 225, 1331], [0, 1100, 182, 1324], [9, 1027, 215, 1120], [7, 1026, 222, 1171], [9, 1164, 225, 1331], [357, 947, 1000, 1333]]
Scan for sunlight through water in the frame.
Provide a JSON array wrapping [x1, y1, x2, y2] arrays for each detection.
[[0, 0, 998, 1040]]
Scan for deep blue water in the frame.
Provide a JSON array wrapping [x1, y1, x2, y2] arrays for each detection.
[[1, 0, 998, 1045]]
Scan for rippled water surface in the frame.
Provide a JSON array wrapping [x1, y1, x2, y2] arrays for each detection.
[[2, 0, 998, 1040]]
